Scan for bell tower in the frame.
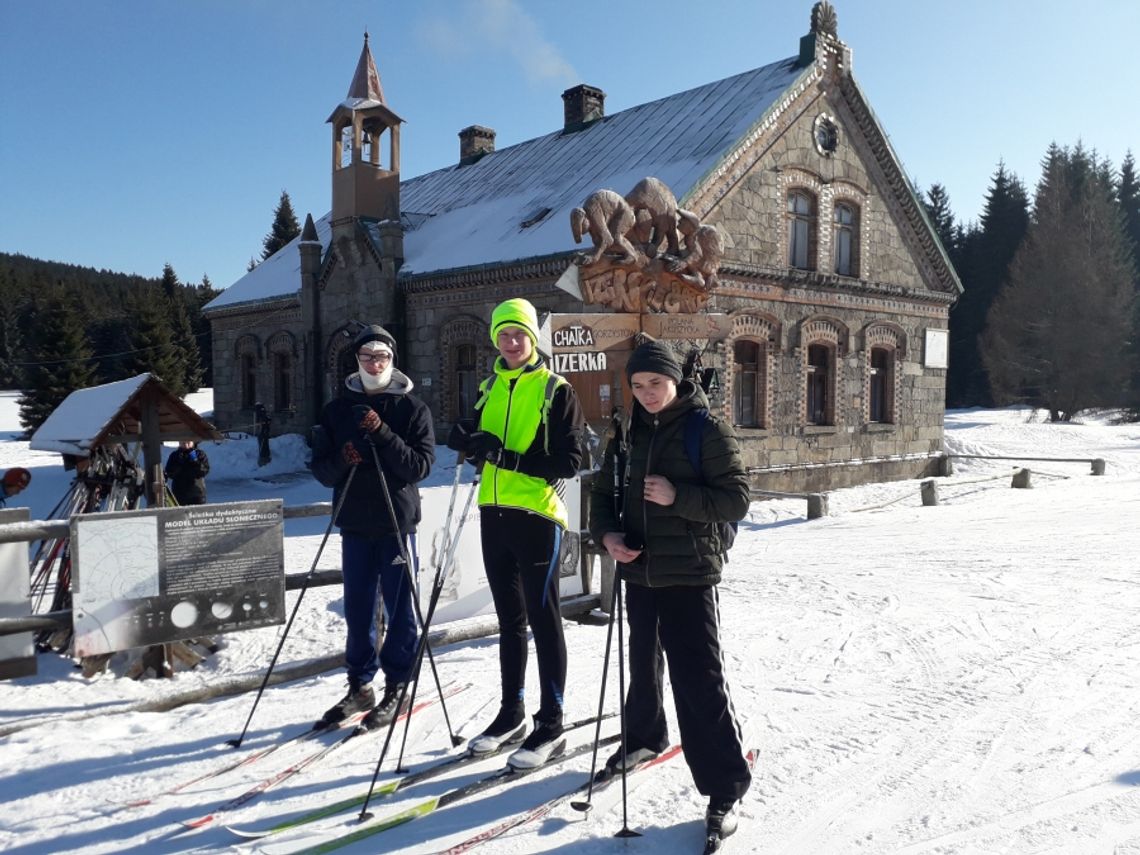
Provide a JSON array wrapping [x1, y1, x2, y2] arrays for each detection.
[[327, 32, 403, 233]]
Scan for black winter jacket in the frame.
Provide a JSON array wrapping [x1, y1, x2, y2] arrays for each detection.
[[589, 382, 748, 587], [164, 446, 209, 504], [309, 370, 435, 538]]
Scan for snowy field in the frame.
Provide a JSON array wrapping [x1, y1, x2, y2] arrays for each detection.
[[1, 389, 1139, 854]]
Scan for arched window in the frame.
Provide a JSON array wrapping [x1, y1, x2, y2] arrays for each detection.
[[733, 340, 763, 428], [868, 347, 892, 423], [806, 343, 833, 426], [787, 190, 817, 270], [273, 352, 293, 412], [241, 354, 257, 410], [863, 324, 904, 425], [456, 344, 478, 417], [833, 202, 859, 277], [235, 335, 260, 411]]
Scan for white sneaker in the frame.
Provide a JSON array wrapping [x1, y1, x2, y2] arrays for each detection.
[[468, 723, 526, 755], [507, 719, 566, 769]]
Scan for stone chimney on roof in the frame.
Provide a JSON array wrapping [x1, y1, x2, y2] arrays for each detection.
[[458, 125, 496, 165], [562, 84, 605, 131]]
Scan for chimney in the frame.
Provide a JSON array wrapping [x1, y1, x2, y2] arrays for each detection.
[[458, 125, 496, 165], [562, 84, 605, 131]]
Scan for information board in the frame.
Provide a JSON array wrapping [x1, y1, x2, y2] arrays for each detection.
[[72, 500, 285, 657]]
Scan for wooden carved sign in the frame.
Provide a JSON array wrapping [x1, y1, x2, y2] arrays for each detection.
[[569, 177, 726, 314]]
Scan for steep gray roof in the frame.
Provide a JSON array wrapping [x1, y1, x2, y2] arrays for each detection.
[[399, 57, 806, 275], [207, 57, 809, 312]]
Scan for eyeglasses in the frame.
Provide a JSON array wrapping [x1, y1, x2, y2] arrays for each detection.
[[358, 352, 392, 365]]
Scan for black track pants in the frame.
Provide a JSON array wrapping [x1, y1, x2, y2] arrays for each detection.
[[622, 580, 751, 801], [480, 507, 567, 723]]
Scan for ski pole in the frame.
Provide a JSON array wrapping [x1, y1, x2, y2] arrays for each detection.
[[368, 444, 460, 747], [358, 469, 480, 821], [612, 577, 641, 838], [393, 460, 467, 772], [570, 564, 621, 813], [226, 465, 357, 749]]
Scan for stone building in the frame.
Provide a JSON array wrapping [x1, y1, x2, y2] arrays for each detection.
[[204, 4, 961, 491]]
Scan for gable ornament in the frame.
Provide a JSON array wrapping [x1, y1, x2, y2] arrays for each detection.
[[569, 176, 726, 314]]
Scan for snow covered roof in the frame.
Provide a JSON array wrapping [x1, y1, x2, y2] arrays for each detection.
[[397, 58, 807, 275], [206, 57, 809, 311], [29, 374, 220, 457], [206, 215, 332, 312]]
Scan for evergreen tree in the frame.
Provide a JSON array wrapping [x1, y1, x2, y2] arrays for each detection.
[[923, 183, 958, 257], [261, 190, 301, 260], [1115, 152, 1140, 416], [983, 145, 1135, 420], [127, 290, 186, 397], [160, 264, 203, 392], [946, 162, 1030, 407], [1118, 151, 1140, 274], [17, 289, 98, 434]]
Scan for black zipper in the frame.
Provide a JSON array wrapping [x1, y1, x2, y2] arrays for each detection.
[[494, 377, 518, 506]]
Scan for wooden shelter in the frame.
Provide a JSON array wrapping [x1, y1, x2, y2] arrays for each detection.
[[30, 374, 221, 503]]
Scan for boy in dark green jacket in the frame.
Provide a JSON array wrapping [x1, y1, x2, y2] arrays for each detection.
[[589, 337, 751, 842]]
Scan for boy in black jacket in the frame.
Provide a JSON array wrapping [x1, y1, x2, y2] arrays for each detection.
[[310, 324, 435, 730]]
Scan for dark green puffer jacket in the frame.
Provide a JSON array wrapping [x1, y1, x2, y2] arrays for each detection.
[[589, 381, 749, 588]]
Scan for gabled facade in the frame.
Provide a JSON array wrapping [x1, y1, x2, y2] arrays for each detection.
[[204, 4, 961, 491]]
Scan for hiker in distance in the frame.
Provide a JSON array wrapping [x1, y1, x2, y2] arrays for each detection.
[[310, 324, 435, 731], [588, 337, 752, 839], [164, 440, 210, 505], [447, 297, 586, 769]]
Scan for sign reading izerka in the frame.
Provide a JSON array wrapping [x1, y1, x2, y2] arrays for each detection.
[[72, 500, 284, 657]]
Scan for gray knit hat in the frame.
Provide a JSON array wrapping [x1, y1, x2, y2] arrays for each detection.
[[625, 338, 682, 382]]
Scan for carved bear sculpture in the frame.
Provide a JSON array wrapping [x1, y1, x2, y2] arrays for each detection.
[[570, 189, 641, 266]]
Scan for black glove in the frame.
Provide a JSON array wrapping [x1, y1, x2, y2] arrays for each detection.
[[446, 419, 477, 453], [352, 404, 382, 434], [468, 432, 521, 470]]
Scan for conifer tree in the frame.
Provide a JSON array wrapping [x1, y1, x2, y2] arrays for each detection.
[[127, 290, 186, 397], [946, 163, 1029, 407], [261, 190, 301, 260], [160, 264, 203, 392], [17, 289, 98, 433], [983, 145, 1135, 420], [923, 184, 957, 257], [1118, 151, 1140, 274]]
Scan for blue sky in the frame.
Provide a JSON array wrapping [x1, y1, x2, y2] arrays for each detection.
[[2, 0, 1136, 290]]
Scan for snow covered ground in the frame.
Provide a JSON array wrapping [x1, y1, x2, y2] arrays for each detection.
[[1, 389, 1139, 854]]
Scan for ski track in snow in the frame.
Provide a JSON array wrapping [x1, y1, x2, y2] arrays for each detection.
[[1, 399, 1140, 853]]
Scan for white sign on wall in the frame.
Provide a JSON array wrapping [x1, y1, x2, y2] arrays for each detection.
[[924, 328, 949, 369]]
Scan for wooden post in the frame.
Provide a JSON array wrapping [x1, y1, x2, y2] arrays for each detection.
[[938, 455, 954, 477], [921, 479, 940, 506], [140, 386, 163, 505], [1011, 468, 1032, 489], [807, 493, 829, 519], [1091, 458, 1106, 476]]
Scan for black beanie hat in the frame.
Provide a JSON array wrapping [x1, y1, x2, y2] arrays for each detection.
[[625, 338, 682, 382], [352, 324, 398, 361]]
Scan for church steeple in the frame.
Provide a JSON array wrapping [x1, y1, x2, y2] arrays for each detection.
[[327, 32, 403, 228], [347, 31, 385, 104]]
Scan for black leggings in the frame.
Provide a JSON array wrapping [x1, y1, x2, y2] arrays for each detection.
[[480, 507, 566, 723]]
